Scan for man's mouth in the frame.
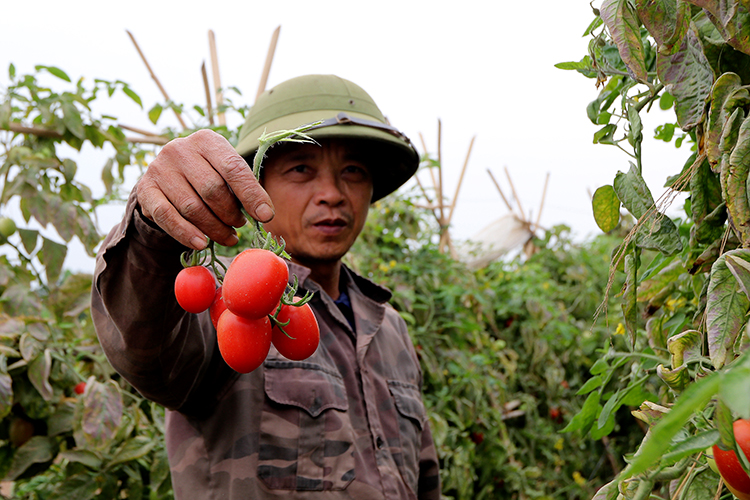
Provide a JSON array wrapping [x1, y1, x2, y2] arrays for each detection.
[[312, 218, 348, 234]]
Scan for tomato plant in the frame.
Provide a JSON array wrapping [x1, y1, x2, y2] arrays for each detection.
[[216, 310, 272, 373], [714, 419, 750, 497], [174, 266, 216, 313], [557, 2, 750, 499], [222, 249, 288, 319], [271, 302, 320, 361]]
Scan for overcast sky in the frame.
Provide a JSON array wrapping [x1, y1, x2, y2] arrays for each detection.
[[1, 0, 688, 271]]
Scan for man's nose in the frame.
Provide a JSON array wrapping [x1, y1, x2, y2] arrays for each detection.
[[315, 173, 346, 206]]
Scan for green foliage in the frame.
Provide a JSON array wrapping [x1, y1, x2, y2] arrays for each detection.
[[0, 64, 249, 498], [348, 194, 638, 499], [0, 57, 672, 500], [559, 1, 750, 498]]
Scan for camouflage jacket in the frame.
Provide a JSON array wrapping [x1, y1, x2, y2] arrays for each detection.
[[91, 189, 441, 499]]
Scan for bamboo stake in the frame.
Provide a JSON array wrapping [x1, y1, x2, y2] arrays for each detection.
[[436, 119, 445, 225], [487, 169, 514, 213], [119, 124, 161, 137], [208, 30, 226, 126], [418, 132, 438, 196], [504, 166, 526, 222], [413, 176, 442, 223], [126, 30, 187, 130], [534, 172, 550, 232], [201, 61, 214, 126], [446, 135, 475, 226], [256, 26, 281, 102], [3, 122, 168, 145]]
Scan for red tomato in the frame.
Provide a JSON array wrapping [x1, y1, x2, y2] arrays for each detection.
[[222, 249, 288, 319], [714, 419, 750, 498], [74, 382, 86, 395], [272, 302, 320, 361], [216, 310, 272, 373], [174, 266, 216, 313], [209, 286, 227, 329]]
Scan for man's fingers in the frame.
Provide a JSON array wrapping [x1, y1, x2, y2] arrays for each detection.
[[138, 178, 238, 249], [196, 135, 275, 223]]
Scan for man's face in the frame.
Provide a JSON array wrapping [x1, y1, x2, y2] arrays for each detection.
[[260, 139, 374, 268]]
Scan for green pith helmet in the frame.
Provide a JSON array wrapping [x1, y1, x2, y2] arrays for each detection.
[[235, 74, 419, 202]]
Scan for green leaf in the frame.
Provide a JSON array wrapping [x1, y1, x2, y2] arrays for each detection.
[[706, 250, 750, 369], [706, 73, 743, 168], [4, 435, 57, 480], [0, 101, 10, 130], [76, 379, 123, 451], [61, 101, 85, 140], [689, 154, 722, 226], [626, 103, 643, 147], [638, 259, 684, 302], [47, 401, 75, 436], [660, 92, 675, 110], [49, 472, 100, 499], [593, 124, 617, 145], [592, 185, 621, 233], [667, 329, 704, 368], [561, 391, 601, 433], [597, 391, 622, 430], [657, 363, 690, 390], [621, 370, 721, 479], [714, 399, 735, 449], [601, 0, 649, 83], [590, 357, 610, 375], [27, 349, 54, 401], [656, 23, 715, 130], [108, 436, 156, 468], [148, 103, 162, 124], [122, 86, 143, 107], [660, 429, 719, 467], [17, 228, 38, 254], [37, 65, 71, 82], [61, 159, 77, 183], [694, 0, 750, 56], [719, 363, 750, 419], [724, 111, 750, 244], [614, 163, 683, 254], [555, 56, 597, 78], [592, 479, 619, 500], [725, 253, 750, 299], [58, 449, 103, 469], [101, 158, 115, 195], [635, 0, 690, 56], [682, 469, 720, 500], [577, 375, 604, 395], [40, 237, 67, 284], [0, 356, 12, 420]]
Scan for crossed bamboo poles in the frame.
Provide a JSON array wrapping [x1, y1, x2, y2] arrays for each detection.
[[414, 121, 550, 258]]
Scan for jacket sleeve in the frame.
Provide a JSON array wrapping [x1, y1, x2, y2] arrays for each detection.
[[418, 418, 441, 500], [90, 185, 235, 412]]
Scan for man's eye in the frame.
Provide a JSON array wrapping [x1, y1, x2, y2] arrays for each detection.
[[289, 164, 309, 174], [344, 165, 369, 177]]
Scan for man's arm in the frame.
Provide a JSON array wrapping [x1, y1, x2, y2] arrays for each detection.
[[91, 130, 270, 410]]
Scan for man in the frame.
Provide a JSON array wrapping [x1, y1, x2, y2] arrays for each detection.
[[91, 74, 441, 499]]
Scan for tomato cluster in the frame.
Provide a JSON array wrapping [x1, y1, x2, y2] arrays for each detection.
[[173, 248, 320, 373], [713, 419, 750, 500]]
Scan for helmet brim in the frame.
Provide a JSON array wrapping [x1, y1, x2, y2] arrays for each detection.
[[236, 109, 419, 202]]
